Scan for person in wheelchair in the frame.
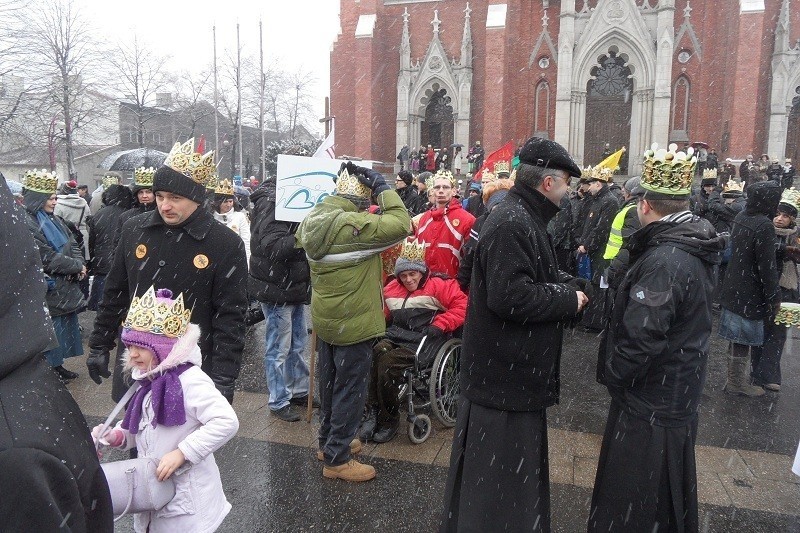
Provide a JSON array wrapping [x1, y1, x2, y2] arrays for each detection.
[[360, 238, 467, 443]]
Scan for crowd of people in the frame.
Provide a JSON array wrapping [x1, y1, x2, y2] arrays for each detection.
[[2, 131, 800, 531]]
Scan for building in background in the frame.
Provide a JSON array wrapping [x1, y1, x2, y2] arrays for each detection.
[[331, 0, 800, 174]]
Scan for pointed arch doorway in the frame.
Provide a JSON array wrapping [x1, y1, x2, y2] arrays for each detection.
[[420, 85, 454, 149], [584, 48, 633, 173], [786, 86, 800, 166]]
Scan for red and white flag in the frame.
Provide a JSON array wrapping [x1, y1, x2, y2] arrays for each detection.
[[313, 123, 335, 158]]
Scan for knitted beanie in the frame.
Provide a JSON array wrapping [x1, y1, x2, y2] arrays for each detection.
[[394, 257, 428, 277], [120, 288, 182, 363], [153, 165, 206, 204]]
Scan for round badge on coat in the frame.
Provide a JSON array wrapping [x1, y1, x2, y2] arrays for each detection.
[[193, 254, 210, 269], [452, 219, 460, 227], [135, 244, 147, 259]]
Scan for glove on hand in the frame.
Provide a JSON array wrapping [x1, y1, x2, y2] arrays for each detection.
[[425, 325, 445, 339], [91, 425, 125, 447], [357, 168, 390, 195], [87, 349, 111, 385], [567, 277, 593, 301]]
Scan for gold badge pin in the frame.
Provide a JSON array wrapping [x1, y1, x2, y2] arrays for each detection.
[[135, 244, 147, 259], [452, 219, 460, 227], [193, 254, 210, 269]]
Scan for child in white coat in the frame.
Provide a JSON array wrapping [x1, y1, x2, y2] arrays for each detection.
[[92, 287, 239, 533]]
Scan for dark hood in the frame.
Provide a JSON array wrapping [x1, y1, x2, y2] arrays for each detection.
[[101, 184, 133, 208], [745, 181, 782, 216], [251, 179, 276, 205], [629, 215, 725, 266], [0, 175, 57, 379], [22, 189, 50, 214]]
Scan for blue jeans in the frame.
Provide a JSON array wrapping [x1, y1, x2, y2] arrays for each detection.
[[262, 303, 310, 410]]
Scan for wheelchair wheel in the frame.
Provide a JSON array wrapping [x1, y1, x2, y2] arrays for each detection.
[[429, 339, 461, 428], [408, 414, 432, 444]]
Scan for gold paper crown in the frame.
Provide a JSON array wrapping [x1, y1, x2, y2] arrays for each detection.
[[494, 160, 511, 175], [433, 169, 455, 187], [481, 168, 497, 184], [123, 286, 192, 338], [398, 238, 427, 265], [722, 178, 744, 195], [335, 167, 372, 198], [163, 138, 216, 186], [779, 187, 800, 213], [134, 167, 155, 188], [580, 166, 594, 182], [205, 173, 219, 191], [641, 143, 696, 196], [215, 178, 234, 196], [102, 175, 120, 188], [591, 166, 614, 182], [23, 169, 58, 194], [702, 168, 718, 181], [424, 175, 435, 192]]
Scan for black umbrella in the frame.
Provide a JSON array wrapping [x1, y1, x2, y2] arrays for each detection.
[[99, 148, 168, 171], [450, 143, 464, 148]]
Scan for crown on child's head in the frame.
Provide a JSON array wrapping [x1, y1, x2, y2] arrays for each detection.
[[123, 286, 192, 338]]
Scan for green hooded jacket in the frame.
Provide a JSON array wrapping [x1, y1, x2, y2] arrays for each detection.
[[297, 190, 411, 345]]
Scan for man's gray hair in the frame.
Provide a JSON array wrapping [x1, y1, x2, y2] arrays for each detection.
[[515, 163, 565, 189]]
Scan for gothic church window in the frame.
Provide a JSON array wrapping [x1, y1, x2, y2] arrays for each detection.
[[671, 76, 690, 138], [534, 81, 551, 135]]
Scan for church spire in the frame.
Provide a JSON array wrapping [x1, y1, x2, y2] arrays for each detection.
[[775, 0, 790, 54], [461, 3, 473, 68], [431, 9, 442, 39], [400, 7, 411, 70]]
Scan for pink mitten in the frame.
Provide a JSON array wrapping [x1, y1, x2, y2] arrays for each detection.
[[91, 425, 125, 447]]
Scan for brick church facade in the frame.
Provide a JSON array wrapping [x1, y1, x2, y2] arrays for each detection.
[[330, 0, 800, 174]]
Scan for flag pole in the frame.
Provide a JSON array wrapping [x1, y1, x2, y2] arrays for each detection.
[[259, 19, 266, 181], [237, 22, 244, 180], [213, 25, 219, 156]]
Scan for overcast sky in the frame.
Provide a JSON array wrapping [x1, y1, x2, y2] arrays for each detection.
[[81, 0, 341, 135]]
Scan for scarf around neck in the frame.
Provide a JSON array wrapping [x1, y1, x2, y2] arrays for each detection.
[[121, 363, 192, 434], [36, 211, 68, 252], [776, 226, 799, 291]]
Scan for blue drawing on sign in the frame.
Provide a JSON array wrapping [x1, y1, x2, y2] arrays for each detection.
[[278, 171, 337, 210]]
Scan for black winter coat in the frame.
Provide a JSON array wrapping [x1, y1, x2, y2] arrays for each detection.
[[548, 194, 574, 250], [601, 215, 724, 425], [579, 184, 620, 258], [24, 210, 85, 316], [720, 181, 783, 320], [0, 177, 113, 531], [460, 184, 580, 411], [89, 207, 248, 390], [248, 185, 310, 305], [396, 186, 426, 216], [707, 192, 745, 234], [456, 212, 484, 291], [89, 204, 128, 275]]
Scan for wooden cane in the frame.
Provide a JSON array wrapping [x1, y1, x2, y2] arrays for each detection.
[[306, 330, 317, 422]]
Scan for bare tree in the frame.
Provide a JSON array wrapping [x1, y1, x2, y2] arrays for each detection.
[[173, 69, 214, 139], [0, 1, 33, 133], [284, 69, 316, 140], [108, 34, 171, 147], [216, 51, 247, 179], [19, 0, 106, 179]]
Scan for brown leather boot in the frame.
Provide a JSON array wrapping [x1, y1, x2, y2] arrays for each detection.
[[322, 459, 376, 482], [316, 438, 362, 461]]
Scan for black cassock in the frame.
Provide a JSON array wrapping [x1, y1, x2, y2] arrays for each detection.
[[588, 401, 699, 533], [440, 397, 550, 533]]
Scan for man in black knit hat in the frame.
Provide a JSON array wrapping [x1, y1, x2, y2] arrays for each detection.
[[87, 138, 248, 403]]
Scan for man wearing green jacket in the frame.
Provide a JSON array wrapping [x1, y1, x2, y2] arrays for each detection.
[[297, 161, 410, 482]]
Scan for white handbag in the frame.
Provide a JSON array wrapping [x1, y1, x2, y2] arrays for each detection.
[[96, 384, 176, 521]]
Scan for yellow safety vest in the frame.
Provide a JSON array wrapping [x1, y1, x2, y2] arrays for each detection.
[[603, 204, 636, 260]]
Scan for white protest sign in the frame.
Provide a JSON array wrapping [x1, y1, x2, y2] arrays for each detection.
[[275, 154, 372, 222]]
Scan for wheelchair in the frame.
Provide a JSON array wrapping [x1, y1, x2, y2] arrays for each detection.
[[401, 334, 462, 444]]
